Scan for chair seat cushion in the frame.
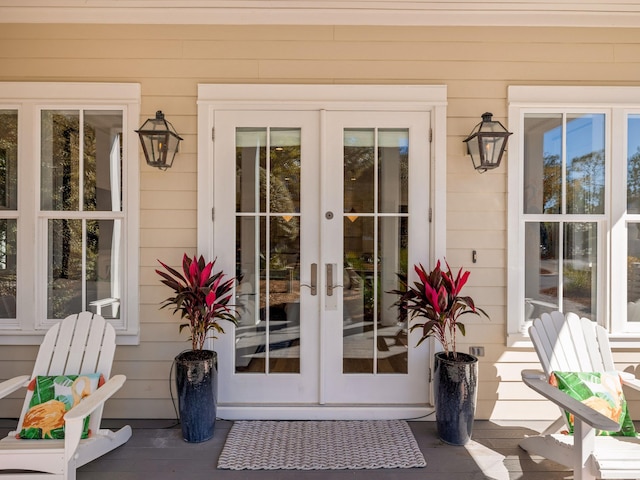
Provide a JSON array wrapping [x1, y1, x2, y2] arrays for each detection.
[[18, 374, 104, 439], [550, 371, 637, 437]]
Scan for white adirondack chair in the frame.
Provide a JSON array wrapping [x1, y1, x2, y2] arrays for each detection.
[[520, 311, 640, 480], [0, 312, 132, 480]]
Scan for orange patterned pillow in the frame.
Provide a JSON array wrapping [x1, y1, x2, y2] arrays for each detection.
[[18, 374, 104, 439]]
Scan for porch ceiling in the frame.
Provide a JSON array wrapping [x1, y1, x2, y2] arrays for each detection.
[[1, 1, 640, 27]]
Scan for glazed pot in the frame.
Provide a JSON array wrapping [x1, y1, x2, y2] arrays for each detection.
[[175, 349, 218, 443], [433, 351, 478, 446]]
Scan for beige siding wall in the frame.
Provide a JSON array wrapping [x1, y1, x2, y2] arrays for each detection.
[[1, 23, 640, 419]]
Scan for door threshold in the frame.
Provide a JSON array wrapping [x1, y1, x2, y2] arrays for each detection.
[[217, 405, 435, 421]]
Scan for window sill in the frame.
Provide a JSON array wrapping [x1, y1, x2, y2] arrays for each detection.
[[508, 331, 640, 349], [0, 329, 140, 345]]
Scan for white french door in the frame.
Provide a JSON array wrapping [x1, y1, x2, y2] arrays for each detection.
[[201, 85, 443, 418], [321, 111, 430, 404]]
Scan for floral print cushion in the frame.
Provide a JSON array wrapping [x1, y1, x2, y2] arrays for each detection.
[[550, 371, 637, 437], [18, 374, 104, 439]]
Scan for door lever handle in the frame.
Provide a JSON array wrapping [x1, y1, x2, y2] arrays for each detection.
[[301, 263, 317, 296], [326, 263, 343, 297]]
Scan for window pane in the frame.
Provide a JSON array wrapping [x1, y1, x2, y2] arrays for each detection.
[[0, 219, 17, 318], [236, 128, 266, 213], [628, 224, 640, 321], [47, 219, 82, 318], [83, 111, 123, 212], [86, 219, 121, 320], [378, 129, 408, 214], [525, 222, 559, 321], [41, 110, 80, 211], [566, 114, 605, 215], [628, 115, 640, 213], [344, 129, 374, 215], [0, 110, 18, 210], [523, 114, 562, 214], [563, 222, 597, 319]]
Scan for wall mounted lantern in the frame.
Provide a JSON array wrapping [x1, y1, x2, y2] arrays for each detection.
[[135, 110, 183, 170], [463, 112, 512, 173]]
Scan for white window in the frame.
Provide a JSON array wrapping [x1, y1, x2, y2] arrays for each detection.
[[508, 86, 640, 345], [0, 83, 140, 344]]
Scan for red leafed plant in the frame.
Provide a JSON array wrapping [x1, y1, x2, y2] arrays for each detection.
[[390, 259, 488, 359], [156, 254, 239, 351]]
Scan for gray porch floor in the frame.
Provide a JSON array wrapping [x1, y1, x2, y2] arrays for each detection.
[[0, 419, 572, 480], [16, 419, 573, 480]]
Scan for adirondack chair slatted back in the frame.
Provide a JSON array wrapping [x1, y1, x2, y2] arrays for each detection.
[[16, 312, 116, 435], [529, 311, 615, 377]]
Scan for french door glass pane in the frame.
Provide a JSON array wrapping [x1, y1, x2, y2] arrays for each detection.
[[377, 216, 408, 374], [566, 114, 605, 215], [236, 128, 266, 213], [344, 129, 374, 215], [83, 110, 123, 212], [343, 128, 409, 375], [0, 219, 17, 318], [268, 216, 300, 373], [627, 115, 640, 213], [270, 128, 300, 214], [343, 216, 375, 373], [0, 110, 18, 210], [378, 129, 408, 214], [235, 127, 302, 374]]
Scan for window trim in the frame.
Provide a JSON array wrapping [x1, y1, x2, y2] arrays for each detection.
[[507, 85, 640, 347], [0, 82, 140, 345]]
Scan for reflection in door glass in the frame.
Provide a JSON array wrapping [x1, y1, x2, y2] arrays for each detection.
[[235, 127, 302, 374], [343, 128, 409, 374]]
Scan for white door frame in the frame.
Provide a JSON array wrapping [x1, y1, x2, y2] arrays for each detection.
[[197, 84, 448, 419]]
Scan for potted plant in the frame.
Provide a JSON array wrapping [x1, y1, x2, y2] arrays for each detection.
[[391, 259, 488, 445], [156, 254, 238, 443]]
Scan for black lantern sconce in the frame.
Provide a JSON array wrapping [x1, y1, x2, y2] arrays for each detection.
[[463, 112, 512, 173], [135, 110, 183, 170]]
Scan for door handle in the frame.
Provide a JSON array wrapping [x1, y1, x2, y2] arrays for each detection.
[[326, 264, 343, 297], [301, 263, 317, 296]]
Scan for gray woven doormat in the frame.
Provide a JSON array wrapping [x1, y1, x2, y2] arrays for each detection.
[[217, 420, 427, 470]]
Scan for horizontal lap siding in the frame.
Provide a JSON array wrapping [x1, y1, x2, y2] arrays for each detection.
[[0, 23, 639, 419]]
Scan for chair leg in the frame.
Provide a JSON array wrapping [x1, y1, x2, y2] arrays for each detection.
[[573, 419, 596, 480]]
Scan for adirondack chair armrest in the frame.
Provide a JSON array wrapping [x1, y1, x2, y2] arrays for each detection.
[[618, 371, 640, 392], [0, 375, 30, 399], [64, 374, 126, 424], [62, 374, 126, 459], [522, 371, 621, 432]]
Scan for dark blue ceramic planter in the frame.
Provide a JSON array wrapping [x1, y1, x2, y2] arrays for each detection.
[[433, 351, 478, 446], [175, 349, 218, 443]]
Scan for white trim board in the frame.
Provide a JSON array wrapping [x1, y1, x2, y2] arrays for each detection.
[[3, 2, 640, 27]]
